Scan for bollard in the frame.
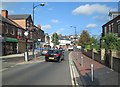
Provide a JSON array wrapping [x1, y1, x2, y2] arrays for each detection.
[[91, 64, 94, 81], [81, 56, 83, 67], [34, 49, 38, 60], [24, 52, 28, 62]]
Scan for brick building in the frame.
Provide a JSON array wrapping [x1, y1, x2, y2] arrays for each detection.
[[102, 14, 120, 37], [0, 10, 45, 55], [0, 10, 25, 55]]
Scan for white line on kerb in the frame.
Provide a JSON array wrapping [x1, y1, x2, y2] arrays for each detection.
[[69, 52, 80, 87], [69, 52, 76, 87]]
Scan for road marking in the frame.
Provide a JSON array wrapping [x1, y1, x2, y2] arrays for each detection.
[[69, 52, 81, 87], [0, 68, 8, 72], [10, 66, 15, 68], [69, 52, 76, 87], [16, 60, 45, 65]]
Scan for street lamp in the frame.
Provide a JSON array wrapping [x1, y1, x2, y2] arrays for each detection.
[[91, 43, 94, 60], [70, 25, 77, 46], [70, 25, 77, 36], [24, 31, 29, 62], [33, 2, 45, 25], [32, 2, 45, 58]]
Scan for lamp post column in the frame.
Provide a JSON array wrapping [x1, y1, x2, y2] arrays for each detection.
[[24, 31, 29, 62], [32, 2, 35, 58], [32, 2, 45, 59]]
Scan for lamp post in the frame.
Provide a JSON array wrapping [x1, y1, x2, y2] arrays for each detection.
[[91, 43, 94, 60], [70, 25, 77, 46], [32, 2, 45, 58], [70, 25, 77, 37], [24, 31, 29, 62]]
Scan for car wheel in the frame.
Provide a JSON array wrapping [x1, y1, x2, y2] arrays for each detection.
[[56, 58, 59, 62]]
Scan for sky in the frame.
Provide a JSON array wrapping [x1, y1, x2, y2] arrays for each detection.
[[1, 1, 119, 36]]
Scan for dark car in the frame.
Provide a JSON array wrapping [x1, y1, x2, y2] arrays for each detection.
[[45, 49, 64, 62]]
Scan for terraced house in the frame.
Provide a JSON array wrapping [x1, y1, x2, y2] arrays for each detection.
[[102, 12, 120, 37], [0, 10, 45, 56], [0, 10, 25, 55]]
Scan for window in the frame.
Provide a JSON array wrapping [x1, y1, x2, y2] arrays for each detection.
[[111, 23, 114, 33], [109, 24, 111, 33], [104, 27, 107, 35], [30, 32, 32, 39], [18, 29, 22, 36], [118, 22, 120, 36], [5, 23, 8, 34], [10, 26, 15, 35]]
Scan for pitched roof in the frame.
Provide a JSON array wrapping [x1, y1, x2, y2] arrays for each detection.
[[0, 15, 22, 28], [102, 15, 120, 27], [8, 14, 31, 20]]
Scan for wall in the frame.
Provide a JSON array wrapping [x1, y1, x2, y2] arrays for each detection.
[[113, 57, 120, 73], [13, 20, 26, 29], [82, 49, 120, 73], [82, 50, 92, 58]]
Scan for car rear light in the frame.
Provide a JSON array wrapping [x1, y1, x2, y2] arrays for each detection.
[[45, 54, 49, 56], [56, 54, 60, 57]]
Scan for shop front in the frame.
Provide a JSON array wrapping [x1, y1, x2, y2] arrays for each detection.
[[3, 37, 18, 55]]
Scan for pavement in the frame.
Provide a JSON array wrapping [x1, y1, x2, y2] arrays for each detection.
[[70, 51, 120, 86], [1, 52, 45, 72], [0, 52, 33, 59]]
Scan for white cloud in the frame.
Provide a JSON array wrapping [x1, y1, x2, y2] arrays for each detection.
[[41, 24, 52, 30], [72, 4, 117, 15], [51, 19, 59, 23], [86, 24, 97, 28]]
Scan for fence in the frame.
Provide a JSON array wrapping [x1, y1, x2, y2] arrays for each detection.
[[82, 49, 120, 73]]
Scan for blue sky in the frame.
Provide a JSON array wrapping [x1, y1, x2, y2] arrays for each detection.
[[1, 2, 119, 36]]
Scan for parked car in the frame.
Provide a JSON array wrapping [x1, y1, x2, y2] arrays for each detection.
[[45, 49, 64, 62], [68, 47, 73, 51]]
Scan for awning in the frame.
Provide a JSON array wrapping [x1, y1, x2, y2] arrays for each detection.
[[5, 37, 18, 42]]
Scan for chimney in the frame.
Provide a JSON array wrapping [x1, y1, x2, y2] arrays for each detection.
[[1, 10, 8, 18]]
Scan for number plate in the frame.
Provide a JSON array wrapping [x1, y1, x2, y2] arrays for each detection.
[[49, 57, 54, 59]]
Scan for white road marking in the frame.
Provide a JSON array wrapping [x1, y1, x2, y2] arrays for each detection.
[[69, 52, 76, 87], [16, 60, 45, 65], [10, 66, 15, 68], [69, 52, 81, 87], [0, 68, 8, 72]]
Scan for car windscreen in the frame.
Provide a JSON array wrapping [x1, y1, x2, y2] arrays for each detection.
[[48, 50, 54, 54], [54, 50, 60, 54]]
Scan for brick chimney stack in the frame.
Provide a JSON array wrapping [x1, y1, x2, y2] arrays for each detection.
[[1, 10, 8, 18]]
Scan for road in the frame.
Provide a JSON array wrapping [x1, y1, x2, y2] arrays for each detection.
[[2, 51, 72, 85]]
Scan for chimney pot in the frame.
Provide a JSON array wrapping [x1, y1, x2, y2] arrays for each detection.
[[1, 10, 8, 18]]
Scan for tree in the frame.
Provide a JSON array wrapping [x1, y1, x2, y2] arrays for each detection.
[[78, 30, 91, 49], [102, 33, 118, 50], [90, 36, 100, 50], [51, 33, 59, 46], [102, 33, 119, 68], [117, 39, 120, 51]]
